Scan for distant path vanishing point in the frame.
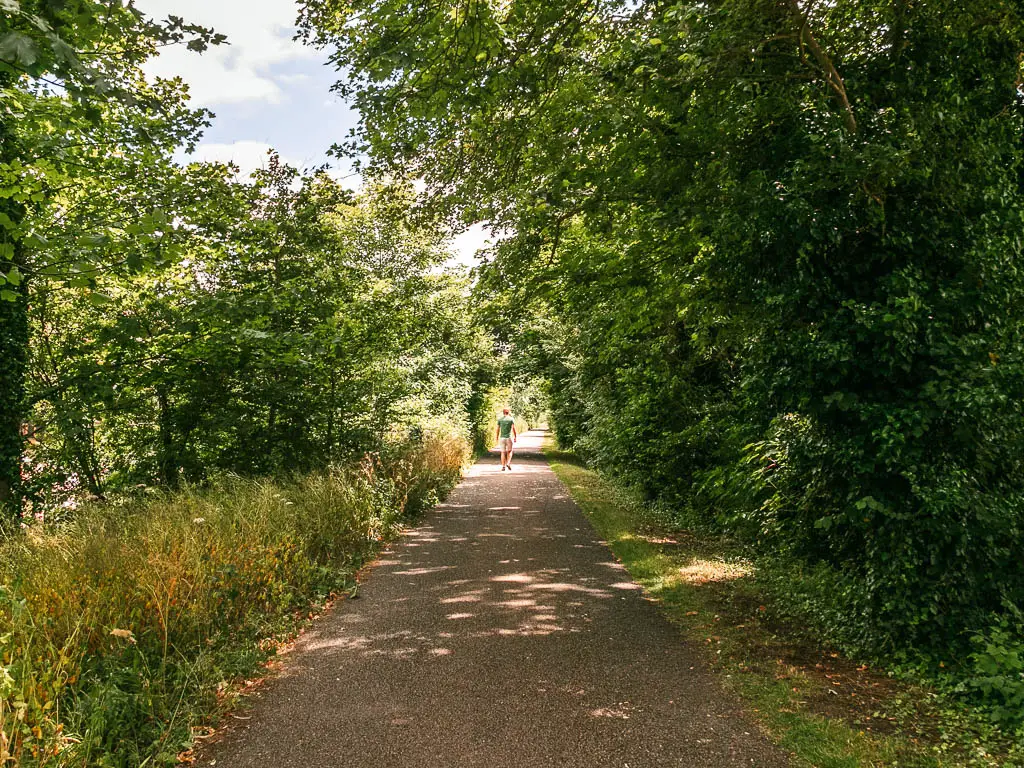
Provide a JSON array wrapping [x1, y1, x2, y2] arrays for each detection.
[[205, 429, 788, 767]]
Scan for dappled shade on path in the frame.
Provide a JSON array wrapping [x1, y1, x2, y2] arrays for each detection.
[[206, 430, 787, 767]]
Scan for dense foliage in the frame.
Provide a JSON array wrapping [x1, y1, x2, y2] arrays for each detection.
[[0, 1, 490, 513], [1, 0, 223, 509], [300, 0, 1024, 727], [25, 161, 486, 508]]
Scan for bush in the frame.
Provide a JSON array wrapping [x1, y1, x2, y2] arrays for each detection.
[[962, 606, 1024, 732], [469, 386, 507, 455], [0, 434, 465, 767], [535, 1, 1024, 664]]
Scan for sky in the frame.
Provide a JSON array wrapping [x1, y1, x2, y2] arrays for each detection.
[[135, 0, 490, 266]]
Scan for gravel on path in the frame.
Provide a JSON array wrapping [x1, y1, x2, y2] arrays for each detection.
[[205, 430, 789, 767]]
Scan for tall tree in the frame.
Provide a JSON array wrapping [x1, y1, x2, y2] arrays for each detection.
[[27, 158, 490, 504], [0, 1, 221, 511], [301, 0, 1024, 650]]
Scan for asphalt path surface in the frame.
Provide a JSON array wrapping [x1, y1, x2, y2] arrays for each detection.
[[206, 429, 788, 767]]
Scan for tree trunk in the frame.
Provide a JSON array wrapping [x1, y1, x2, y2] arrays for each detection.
[[82, 418, 104, 497], [55, 399, 104, 498], [0, 270, 28, 515], [156, 387, 178, 487], [0, 78, 29, 517], [325, 375, 336, 460]]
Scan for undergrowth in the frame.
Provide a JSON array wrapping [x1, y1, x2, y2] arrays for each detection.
[[544, 440, 1024, 768], [0, 433, 467, 766]]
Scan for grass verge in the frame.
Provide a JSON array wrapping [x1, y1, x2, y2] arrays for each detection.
[[544, 440, 1020, 768], [1, 434, 467, 767]]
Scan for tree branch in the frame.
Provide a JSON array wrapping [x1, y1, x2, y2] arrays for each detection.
[[787, 0, 857, 134]]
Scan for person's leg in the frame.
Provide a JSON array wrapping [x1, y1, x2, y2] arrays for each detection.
[[500, 439, 509, 469], [506, 441, 514, 469]]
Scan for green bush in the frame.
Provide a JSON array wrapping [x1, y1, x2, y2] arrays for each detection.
[[469, 386, 506, 455], [0, 434, 465, 767], [962, 607, 1024, 732], [530, 0, 1024, 662]]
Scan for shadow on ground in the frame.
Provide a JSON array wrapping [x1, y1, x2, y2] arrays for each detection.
[[204, 431, 788, 768]]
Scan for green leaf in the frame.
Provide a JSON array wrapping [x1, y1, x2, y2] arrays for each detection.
[[87, 292, 112, 306], [0, 289, 17, 302], [0, 32, 39, 68], [47, 35, 78, 67], [5, 266, 22, 286], [28, 14, 53, 34]]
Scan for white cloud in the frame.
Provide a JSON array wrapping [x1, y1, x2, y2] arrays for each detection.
[[324, 166, 363, 192], [136, 0, 321, 106], [448, 223, 496, 267], [277, 73, 312, 85], [182, 141, 294, 180]]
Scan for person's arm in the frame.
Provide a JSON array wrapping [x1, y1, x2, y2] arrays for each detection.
[[512, 422, 517, 442], [496, 423, 500, 443]]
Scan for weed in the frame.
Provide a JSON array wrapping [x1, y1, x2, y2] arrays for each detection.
[[0, 434, 466, 766], [545, 440, 1022, 768]]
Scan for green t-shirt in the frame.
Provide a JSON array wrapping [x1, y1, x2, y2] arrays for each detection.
[[497, 415, 515, 439]]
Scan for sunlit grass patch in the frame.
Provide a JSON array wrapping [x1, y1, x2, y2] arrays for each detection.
[[677, 557, 752, 585]]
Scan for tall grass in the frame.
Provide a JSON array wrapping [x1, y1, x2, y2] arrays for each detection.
[[0, 435, 467, 766]]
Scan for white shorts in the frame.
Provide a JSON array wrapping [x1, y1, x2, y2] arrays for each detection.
[[499, 437, 514, 451]]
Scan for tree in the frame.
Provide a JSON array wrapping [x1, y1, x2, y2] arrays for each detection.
[[27, 156, 490, 505], [301, 0, 1024, 651], [0, 0, 222, 511]]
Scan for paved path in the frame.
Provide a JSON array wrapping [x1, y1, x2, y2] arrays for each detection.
[[206, 430, 788, 767]]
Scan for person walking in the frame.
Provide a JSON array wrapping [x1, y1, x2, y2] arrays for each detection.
[[496, 408, 517, 471]]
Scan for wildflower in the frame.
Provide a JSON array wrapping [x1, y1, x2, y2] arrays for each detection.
[[110, 628, 136, 643]]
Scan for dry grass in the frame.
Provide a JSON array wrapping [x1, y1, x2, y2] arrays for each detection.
[[0, 433, 466, 767]]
